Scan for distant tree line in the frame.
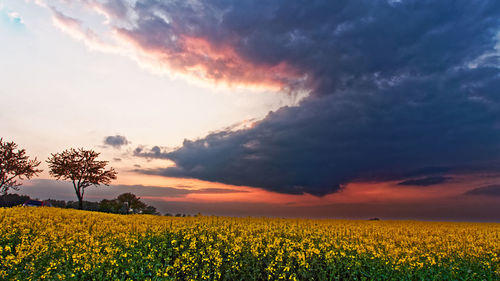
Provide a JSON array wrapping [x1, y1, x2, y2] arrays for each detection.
[[164, 213, 195, 217], [0, 192, 160, 215], [0, 193, 31, 207]]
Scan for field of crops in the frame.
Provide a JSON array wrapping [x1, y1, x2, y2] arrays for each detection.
[[0, 207, 498, 280]]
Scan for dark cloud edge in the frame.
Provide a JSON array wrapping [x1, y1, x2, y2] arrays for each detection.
[[463, 185, 500, 197]]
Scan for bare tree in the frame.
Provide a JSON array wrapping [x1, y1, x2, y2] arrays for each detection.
[[0, 138, 42, 194], [47, 148, 117, 210]]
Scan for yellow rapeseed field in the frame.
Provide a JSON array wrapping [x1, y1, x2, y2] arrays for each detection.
[[0, 207, 498, 280]]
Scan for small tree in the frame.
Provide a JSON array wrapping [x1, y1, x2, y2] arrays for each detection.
[[117, 192, 146, 214], [0, 138, 42, 194], [99, 199, 122, 213], [47, 148, 117, 210], [142, 205, 159, 215]]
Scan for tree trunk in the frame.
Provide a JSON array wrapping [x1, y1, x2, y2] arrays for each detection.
[[73, 181, 83, 210]]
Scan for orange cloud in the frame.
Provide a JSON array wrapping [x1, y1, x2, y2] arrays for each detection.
[[115, 30, 305, 91], [46, 3, 307, 93]]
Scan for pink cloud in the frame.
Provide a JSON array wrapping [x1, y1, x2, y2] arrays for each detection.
[[42, 1, 307, 92], [114, 30, 304, 91]]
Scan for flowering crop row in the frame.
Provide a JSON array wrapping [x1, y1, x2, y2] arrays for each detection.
[[0, 207, 498, 280]]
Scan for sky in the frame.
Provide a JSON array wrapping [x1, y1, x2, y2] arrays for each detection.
[[1, 0, 500, 221]]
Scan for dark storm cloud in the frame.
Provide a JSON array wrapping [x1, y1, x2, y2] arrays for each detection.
[[133, 146, 170, 159], [138, 67, 500, 195], [104, 135, 129, 148], [120, 0, 500, 195], [397, 176, 451, 187], [464, 185, 500, 196], [191, 188, 248, 194], [101, 0, 129, 19], [112, 0, 500, 95]]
